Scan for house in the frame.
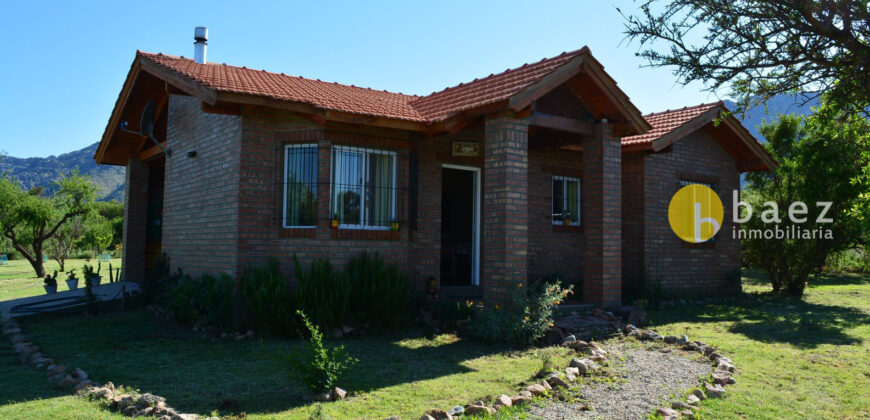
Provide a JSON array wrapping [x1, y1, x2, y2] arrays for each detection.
[[94, 36, 774, 305]]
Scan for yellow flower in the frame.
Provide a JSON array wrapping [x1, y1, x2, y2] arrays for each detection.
[[495, 304, 500, 309], [518, 283, 523, 288], [548, 322, 554, 327], [524, 316, 530, 321]]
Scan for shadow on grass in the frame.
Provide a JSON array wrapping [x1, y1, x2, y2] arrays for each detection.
[[11, 311, 520, 416], [0, 339, 67, 405], [652, 271, 870, 349]]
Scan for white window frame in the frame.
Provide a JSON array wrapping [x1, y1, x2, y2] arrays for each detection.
[[330, 145, 397, 230], [552, 175, 582, 226], [282, 143, 318, 229]]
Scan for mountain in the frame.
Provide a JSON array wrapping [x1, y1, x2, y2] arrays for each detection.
[[724, 94, 819, 141], [0, 143, 125, 202]]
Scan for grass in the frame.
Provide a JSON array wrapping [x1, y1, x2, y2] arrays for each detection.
[[1, 269, 868, 419], [0, 258, 123, 301], [0, 311, 571, 419], [650, 270, 870, 419]]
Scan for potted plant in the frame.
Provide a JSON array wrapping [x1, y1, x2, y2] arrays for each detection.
[[390, 219, 401, 231], [43, 271, 58, 294], [563, 213, 573, 226], [330, 214, 340, 229], [65, 269, 79, 291], [83, 264, 102, 287]]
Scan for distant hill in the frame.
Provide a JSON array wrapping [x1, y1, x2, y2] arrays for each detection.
[[724, 94, 819, 141], [0, 142, 125, 202]]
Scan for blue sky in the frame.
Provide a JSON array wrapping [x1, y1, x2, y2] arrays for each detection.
[[0, 0, 721, 158]]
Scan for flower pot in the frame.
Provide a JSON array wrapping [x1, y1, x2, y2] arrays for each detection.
[[88, 276, 102, 287], [330, 219, 340, 229], [66, 279, 79, 291], [390, 221, 400, 231], [563, 218, 572, 226], [44, 285, 57, 294]]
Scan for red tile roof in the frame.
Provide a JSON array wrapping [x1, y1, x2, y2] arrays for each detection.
[[622, 102, 721, 146], [408, 48, 588, 121], [139, 52, 425, 121], [137, 48, 592, 123]]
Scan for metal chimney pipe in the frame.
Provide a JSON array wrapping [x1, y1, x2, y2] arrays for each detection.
[[194, 27, 208, 64]]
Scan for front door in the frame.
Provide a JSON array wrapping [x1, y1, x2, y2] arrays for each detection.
[[440, 165, 480, 287]]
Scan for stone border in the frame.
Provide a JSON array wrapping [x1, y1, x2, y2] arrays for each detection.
[[1, 318, 211, 420], [625, 324, 736, 420]]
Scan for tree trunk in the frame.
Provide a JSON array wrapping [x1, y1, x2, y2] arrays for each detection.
[[11, 241, 45, 278]]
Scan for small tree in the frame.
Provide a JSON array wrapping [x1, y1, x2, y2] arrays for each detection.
[[46, 214, 85, 271], [0, 171, 96, 277], [77, 213, 114, 256], [742, 103, 870, 296]]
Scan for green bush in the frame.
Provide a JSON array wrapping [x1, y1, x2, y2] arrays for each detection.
[[345, 251, 411, 328], [470, 278, 572, 345], [294, 255, 350, 332], [291, 310, 358, 393], [240, 258, 296, 337], [165, 273, 237, 331]]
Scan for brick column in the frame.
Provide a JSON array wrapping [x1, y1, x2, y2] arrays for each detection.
[[582, 122, 622, 305], [483, 112, 529, 303], [122, 158, 149, 284]]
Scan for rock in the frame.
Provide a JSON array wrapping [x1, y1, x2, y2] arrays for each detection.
[[384, 417, 401, 420], [546, 372, 569, 388], [704, 346, 717, 356], [650, 332, 664, 341], [447, 405, 464, 416], [681, 409, 696, 419], [424, 409, 452, 420], [727, 377, 737, 384], [511, 395, 532, 406], [664, 335, 678, 344], [692, 388, 706, 401], [672, 401, 695, 410], [627, 307, 649, 327], [539, 379, 552, 390], [686, 394, 701, 405], [122, 406, 139, 417], [464, 405, 495, 415], [246, 329, 255, 338], [677, 335, 690, 345], [139, 407, 154, 417], [683, 342, 700, 351], [419, 416, 436, 420], [656, 407, 679, 418], [72, 368, 88, 380], [73, 380, 96, 394], [563, 340, 590, 352], [565, 367, 580, 380], [56, 375, 79, 387], [544, 326, 564, 346], [525, 384, 547, 396], [88, 387, 114, 400], [570, 358, 589, 374], [171, 414, 199, 420], [494, 394, 512, 407], [331, 387, 347, 400], [519, 390, 533, 398], [117, 394, 138, 410], [705, 382, 726, 398], [709, 352, 723, 361], [624, 324, 637, 333], [563, 335, 577, 343], [712, 371, 732, 385], [304, 392, 331, 402], [716, 360, 736, 373], [137, 393, 166, 408]]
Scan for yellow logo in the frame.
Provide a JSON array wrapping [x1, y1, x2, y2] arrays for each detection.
[[668, 184, 724, 243]]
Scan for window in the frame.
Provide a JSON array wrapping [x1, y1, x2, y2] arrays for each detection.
[[679, 179, 714, 189], [678, 178, 719, 243], [331, 146, 397, 229], [283, 144, 318, 228], [552, 176, 581, 226]]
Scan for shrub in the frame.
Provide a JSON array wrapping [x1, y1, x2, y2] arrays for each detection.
[[164, 273, 238, 331], [293, 255, 350, 332], [240, 258, 296, 337], [470, 278, 572, 345], [345, 251, 411, 328], [291, 310, 358, 393]]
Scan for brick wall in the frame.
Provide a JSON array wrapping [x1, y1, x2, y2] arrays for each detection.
[[582, 123, 622, 305], [482, 113, 530, 302], [121, 159, 149, 283], [161, 95, 242, 277], [640, 129, 741, 297]]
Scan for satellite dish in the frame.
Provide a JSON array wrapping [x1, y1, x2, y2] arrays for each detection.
[[139, 101, 156, 136], [119, 100, 166, 156]]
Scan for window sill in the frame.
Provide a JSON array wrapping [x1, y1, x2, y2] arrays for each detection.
[[552, 224, 583, 233], [331, 229, 400, 240], [279, 228, 317, 239]]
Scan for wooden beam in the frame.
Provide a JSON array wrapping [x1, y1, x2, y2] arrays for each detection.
[[139, 58, 218, 104], [510, 55, 587, 111], [137, 141, 166, 162], [200, 101, 242, 116], [530, 112, 594, 136]]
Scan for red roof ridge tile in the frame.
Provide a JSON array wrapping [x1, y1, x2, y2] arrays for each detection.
[[643, 101, 723, 118]]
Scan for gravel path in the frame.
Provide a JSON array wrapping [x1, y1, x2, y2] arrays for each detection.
[[529, 342, 712, 419]]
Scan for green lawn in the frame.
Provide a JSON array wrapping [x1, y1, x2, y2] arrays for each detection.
[[650, 270, 870, 419], [1, 270, 868, 420], [0, 311, 571, 419], [0, 258, 123, 301]]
